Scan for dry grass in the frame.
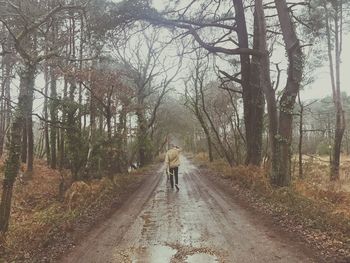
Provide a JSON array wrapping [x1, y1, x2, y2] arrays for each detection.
[[292, 155, 350, 192], [195, 153, 350, 241], [291, 155, 350, 219], [0, 159, 146, 261]]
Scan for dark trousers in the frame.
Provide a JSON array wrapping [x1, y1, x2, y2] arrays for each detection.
[[169, 167, 178, 188]]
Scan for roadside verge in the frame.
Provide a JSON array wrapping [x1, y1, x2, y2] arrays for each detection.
[[193, 158, 350, 263]]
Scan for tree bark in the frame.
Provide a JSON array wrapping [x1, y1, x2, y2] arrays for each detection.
[[66, 81, 80, 180], [0, 64, 28, 233], [298, 93, 304, 179], [116, 104, 128, 173], [323, 1, 346, 180], [21, 119, 27, 163], [137, 106, 148, 167], [254, 0, 303, 186], [233, 0, 264, 166], [50, 66, 58, 169], [253, 0, 278, 175], [0, 42, 12, 157], [84, 87, 96, 175], [25, 64, 36, 173], [0, 56, 7, 157], [272, 0, 305, 186], [59, 79, 68, 170], [19, 63, 36, 172], [43, 63, 51, 166]]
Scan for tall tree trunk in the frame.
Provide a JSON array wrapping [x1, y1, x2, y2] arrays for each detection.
[[66, 81, 80, 180], [0, 118, 21, 234], [0, 57, 6, 157], [106, 86, 114, 141], [137, 107, 148, 167], [193, 95, 213, 162], [85, 89, 96, 175], [324, 1, 346, 180], [106, 109, 112, 141], [0, 64, 28, 233], [78, 14, 84, 131], [43, 63, 51, 166], [49, 19, 58, 169], [195, 112, 213, 162], [4, 57, 12, 154], [254, 0, 290, 186], [0, 39, 13, 157], [233, 0, 264, 166], [298, 93, 304, 179], [25, 63, 36, 173], [195, 110, 214, 162], [50, 67, 57, 169], [21, 120, 27, 163], [116, 104, 128, 173], [199, 83, 234, 165], [272, 0, 305, 186], [59, 79, 68, 170]]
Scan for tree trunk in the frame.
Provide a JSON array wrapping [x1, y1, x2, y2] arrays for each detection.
[[233, 0, 264, 166], [298, 93, 304, 179], [21, 120, 27, 163], [26, 66, 35, 173], [85, 89, 96, 175], [206, 134, 213, 162], [5, 60, 11, 134], [254, 0, 278, 177], [19, 64, 36, 173], [193, 101, 213, 162], [137, 107, 148, 167], [66, 81, 80, 180], [324, 2, 346, 180], [0, 64, 28, 233], [0, 58, 6, 157], [0, 42, 12, 157], [196, 114, 213, 162], [331, 106, 345, 180], [59, 79, 68, 170], [116, 104, 128, 173], [200, 83, 235, 165], [272, 0, 305, 186], [43, 63, 51, 166], [50, 67, 58, 169], [106, 85, 114, 142]]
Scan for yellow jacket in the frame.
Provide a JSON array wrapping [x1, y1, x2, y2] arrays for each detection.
[[165, 148, 181, 168]]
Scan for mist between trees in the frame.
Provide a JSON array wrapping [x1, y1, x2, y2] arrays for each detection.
[[0, 0, 349, 235]]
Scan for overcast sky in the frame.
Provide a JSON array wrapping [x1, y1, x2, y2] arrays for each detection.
[[302, 34, 350, 100]]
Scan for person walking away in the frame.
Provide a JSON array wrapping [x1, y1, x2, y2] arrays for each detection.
[[165, 145, 181, 191]]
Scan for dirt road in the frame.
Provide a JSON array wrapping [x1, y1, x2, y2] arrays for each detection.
[[62, 157, 316, 263]]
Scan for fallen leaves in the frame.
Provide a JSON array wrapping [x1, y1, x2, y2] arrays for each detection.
[[0, 160, 154, 262], [196, 159, 350, 263]]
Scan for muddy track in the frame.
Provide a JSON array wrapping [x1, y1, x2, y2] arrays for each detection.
[[61, 157, 317, 263]]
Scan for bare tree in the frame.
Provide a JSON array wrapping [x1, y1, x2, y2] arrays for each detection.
[[184, 53, 214, 162], [114, 26, 181, 167], [253, 0, 305, 186], [121, 0, 265, 166], [323, 0, 346, 180], [0, 0, 84, 233]]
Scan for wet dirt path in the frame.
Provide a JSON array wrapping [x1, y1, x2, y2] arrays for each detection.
[[62, 157, 316, 263]]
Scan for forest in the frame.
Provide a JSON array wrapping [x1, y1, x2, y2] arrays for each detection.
[[0, 0, 350, 262]]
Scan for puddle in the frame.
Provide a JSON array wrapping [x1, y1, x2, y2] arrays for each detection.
[[186, 253, 218, 263], [132, 245, 177, 263]]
